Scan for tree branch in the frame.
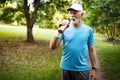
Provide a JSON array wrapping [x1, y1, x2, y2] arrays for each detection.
[[24, 0, 30, 26], [30, 0, 40, 26]]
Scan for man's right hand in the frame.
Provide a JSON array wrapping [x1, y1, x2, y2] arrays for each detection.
[[58, 19, 70, 33], [58, 20, 69, 28]]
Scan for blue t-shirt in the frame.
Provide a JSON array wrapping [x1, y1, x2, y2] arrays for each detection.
[[59, 23, 94, 71]]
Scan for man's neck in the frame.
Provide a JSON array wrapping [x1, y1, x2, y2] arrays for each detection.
[[74, 21, 81, 27]]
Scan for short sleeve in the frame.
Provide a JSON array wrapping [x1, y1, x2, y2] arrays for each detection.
[[87, 29, 94, 45], [59, 33, 63, 41]]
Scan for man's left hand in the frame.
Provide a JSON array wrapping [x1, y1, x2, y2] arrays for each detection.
[[89, 69, 97, 80]]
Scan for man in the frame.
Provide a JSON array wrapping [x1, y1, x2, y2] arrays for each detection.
[[49, 4, 97, 80]]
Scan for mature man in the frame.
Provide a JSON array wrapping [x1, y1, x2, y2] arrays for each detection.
[[49, 4, 97, 80]]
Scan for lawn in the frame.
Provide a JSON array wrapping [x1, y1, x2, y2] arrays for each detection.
[[0, 25, 120, 80], [0, 25, 62, 80]]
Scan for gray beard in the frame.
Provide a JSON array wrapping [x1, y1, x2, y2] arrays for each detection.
[[71, 18, 81, 25]]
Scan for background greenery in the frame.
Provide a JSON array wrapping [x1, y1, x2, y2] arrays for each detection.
[[0, 0, 120, 41], [0, 0, 120, 80]]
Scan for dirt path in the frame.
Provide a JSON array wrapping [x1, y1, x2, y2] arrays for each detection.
[[87, 50, 106, 80]]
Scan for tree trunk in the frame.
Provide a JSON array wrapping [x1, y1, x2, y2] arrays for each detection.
[[24, 0, 40, 42], [26, 26, 34, 42]]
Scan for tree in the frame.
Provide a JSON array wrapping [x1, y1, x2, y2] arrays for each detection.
[[0, 0, 70, 42], [82, 0, 120, 42], [24, 0, 40, 42], [24, 0, 70, 42]]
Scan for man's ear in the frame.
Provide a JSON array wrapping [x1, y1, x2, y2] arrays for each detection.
[[81, 12, 84, 17]]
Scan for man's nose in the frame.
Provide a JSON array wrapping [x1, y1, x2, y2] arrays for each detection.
[[70, 13, 74, 17]]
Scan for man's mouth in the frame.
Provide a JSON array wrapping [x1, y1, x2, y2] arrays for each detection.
[[70, 17, 76, 21], [72, 19, 75, 21]]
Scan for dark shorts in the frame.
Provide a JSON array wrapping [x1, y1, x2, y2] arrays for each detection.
[[60, 69, 89, 80]]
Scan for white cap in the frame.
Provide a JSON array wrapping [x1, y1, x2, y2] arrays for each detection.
[[67, 4, 83, 11]]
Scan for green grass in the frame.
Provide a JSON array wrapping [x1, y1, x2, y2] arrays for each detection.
[[0, 25, 61, 80], [94, 33, 120, 80], [0, 25, 120, 80], [0, 25, 55, 40]]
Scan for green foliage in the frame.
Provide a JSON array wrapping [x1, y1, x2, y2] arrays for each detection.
[[0, 0, 71, 28], [47, 21, 55, 29], [0, 0, 24, 24], [36, 0, 70, 29], [0, 7, 17, 23], [0, 0, 6, 4], [82, 0, 120, 40], [14, 11, 25, 25]]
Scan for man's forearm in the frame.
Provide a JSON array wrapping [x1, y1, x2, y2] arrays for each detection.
[[49, 36, 59, 50], [89, 45, 97, 68], [91, 51, 97, 68]]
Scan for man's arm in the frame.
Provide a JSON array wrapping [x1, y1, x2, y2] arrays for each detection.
[[88, 45, 97, 80], [49, 32, 61, 50], [89, 45, 97, 68], [49, 19, 69, 50]]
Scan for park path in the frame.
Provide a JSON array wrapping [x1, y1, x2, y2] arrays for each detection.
[[87, 49, 106, 80]]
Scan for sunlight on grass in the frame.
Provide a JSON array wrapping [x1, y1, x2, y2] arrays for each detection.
[[33, 28, 55, 40], [0, 25, 56, 41]]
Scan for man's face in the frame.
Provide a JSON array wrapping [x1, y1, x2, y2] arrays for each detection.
[[69, 10, 83, 25]]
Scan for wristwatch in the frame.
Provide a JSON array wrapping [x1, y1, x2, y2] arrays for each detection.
[[92, 67, 97, 71]]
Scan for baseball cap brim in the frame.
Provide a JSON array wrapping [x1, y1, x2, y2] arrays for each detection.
[[67, 8, 79, 11]]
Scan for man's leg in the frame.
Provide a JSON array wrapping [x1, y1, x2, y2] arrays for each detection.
[[60, 69, 73, 80], [71, 70, 89, 80]]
